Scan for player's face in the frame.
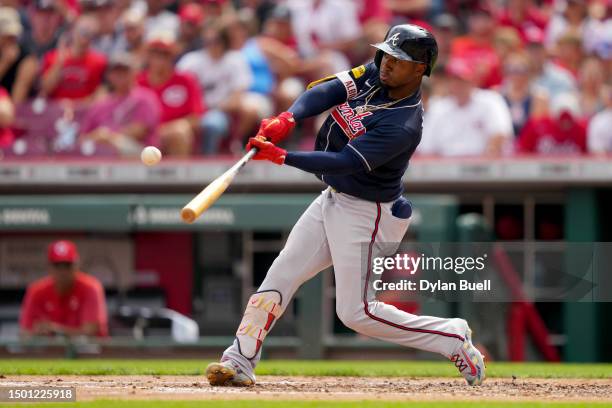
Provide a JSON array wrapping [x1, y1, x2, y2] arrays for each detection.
[[49, 262, 77, 293], [379, 53, 426, 88]]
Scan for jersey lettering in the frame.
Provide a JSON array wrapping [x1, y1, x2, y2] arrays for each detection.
[[331, 102, 372, 139]]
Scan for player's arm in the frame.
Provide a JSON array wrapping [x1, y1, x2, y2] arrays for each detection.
[[248, 123, 416, 174], [246, 138, 365, 174], [287, 78, 347, 120], [256, 65, 371, 143]]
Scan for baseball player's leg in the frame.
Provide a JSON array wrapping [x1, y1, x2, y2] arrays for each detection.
[[323, 190, 467, 357], [210, 192, 332, 385]]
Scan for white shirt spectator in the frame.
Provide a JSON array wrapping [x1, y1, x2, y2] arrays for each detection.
[[177, 50, 252, 109], [587, 108, 612, 154], [420, 90, 514, 156], [287, 0, 361, 58], [131, 0, 179, 38]]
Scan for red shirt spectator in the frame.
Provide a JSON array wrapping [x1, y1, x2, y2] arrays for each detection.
[[137, 70, 203, 123], [40, 15, 107, 101], [517, 93, 587, 155], [0, 87, 14, 148], [19, 240, 108, 338], [497, 0, 548, 43], [451, 38, 503, 89], [451, 6, 503, 88], [41, 49, 107, 100]]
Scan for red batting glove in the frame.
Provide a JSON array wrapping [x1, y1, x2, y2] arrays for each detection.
[[246, 137, 287, 165], [256, 112, 296, 144]]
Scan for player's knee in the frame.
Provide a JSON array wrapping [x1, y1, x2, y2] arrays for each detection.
[[335, 304, 367, 332]]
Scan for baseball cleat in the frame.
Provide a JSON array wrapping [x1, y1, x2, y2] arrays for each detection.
[[205, 361, 254, 387], [450, 328, 486, 386]]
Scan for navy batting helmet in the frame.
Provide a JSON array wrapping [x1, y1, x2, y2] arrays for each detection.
[[372, 24, 438, 77]]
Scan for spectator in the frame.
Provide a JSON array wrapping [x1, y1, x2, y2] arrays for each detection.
[[140, 0, 179, 39], [236, 0, 277, 28], [80, 52, 160, 156], [578, 57, 606, 118], [40, 15, 107, 101], [500, 52, 537, 135], [177, 3, 205, 58], [450, 4, 503, 88], [228, 12, 305, 136], [587, 85, 612, 154], [497, 0, 548, 43], [582, 0, 612, 59], [524, 27, 577, 99], [546, 0, 588, 49], [19, 240, 108, 338], [261, 5, 298, 51], [554, 29, 584, 78], [0, 86, 15, 149], [138, 31, 203, 156], [517, 92, 587, 155], [287, 0, 360, 71], [386, 0, 431, 21], [22, 0, 67, 58], [201, 0, 228, 22], [0, 7, 30, 96], [81, 0, 124, 56], [431, 13, 459, 69], [13, 0, 66, 103], [118, 8, 146, 66], [178, 24, 253, 154], [419, 58, 513, 157], [494, 27, 523, 66]]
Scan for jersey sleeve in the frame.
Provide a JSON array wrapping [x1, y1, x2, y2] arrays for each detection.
[[347, 124, 419, 172], [307, 62, 376, 101]]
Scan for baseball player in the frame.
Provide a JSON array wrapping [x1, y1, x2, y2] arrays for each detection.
[[206, 24, 486, 387]]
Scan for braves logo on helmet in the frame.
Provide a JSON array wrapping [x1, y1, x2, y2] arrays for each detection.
[[387, 32, 401, 47]]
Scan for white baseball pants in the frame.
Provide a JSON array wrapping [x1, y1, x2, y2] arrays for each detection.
[[222, 188, 468, 377]]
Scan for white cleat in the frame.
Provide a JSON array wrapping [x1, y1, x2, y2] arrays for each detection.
[[205, 361, 255, 387], [450, 328, 486, 386]]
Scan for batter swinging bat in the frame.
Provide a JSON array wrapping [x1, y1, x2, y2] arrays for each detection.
[[181, 148, 257, 223]]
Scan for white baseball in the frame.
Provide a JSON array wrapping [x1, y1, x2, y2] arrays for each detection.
[[141, 146, 162, 166]]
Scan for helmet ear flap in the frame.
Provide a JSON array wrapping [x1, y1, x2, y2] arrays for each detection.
[[374, 50, 383, 69]]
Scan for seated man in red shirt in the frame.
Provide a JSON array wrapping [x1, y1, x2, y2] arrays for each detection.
[[517, 93, 587, 155], [138, 31, 204, 157], [40, 15, 107, 102], [19, 240, 108, 338]]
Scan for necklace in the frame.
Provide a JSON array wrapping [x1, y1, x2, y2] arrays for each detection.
[[355, 87, 416, 114]]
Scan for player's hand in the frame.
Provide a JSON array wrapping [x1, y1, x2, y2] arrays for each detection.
[[246, 137, 287, 165], [256, 112, 295, 144]]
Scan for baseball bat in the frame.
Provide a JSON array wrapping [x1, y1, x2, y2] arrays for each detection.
[[180, 148, 257, 223]]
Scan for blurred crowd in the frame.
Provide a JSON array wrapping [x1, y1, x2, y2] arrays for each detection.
[[0, 0, 610, 158]]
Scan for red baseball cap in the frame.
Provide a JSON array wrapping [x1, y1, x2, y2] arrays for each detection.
[[446, 57, 477, 82], [48, 240, 79, 263], [179, 3, 204, 24]]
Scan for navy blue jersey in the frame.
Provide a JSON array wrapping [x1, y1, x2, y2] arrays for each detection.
[[312, 62, 423, 202]]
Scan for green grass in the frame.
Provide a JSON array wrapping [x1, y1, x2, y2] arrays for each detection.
[[0, 401, 610, 408], [0, 360, 610, 379]]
